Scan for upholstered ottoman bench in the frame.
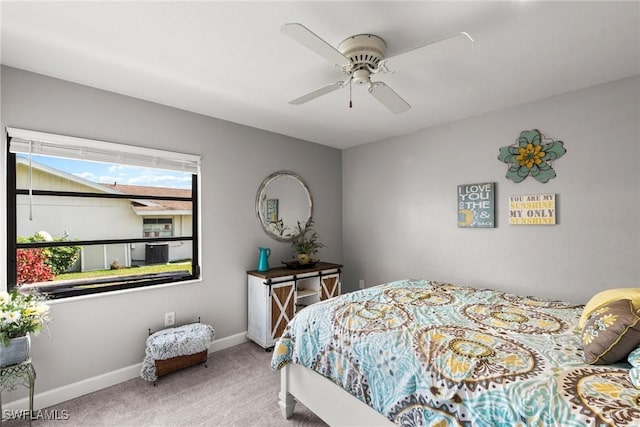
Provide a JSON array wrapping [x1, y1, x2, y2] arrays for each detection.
[[141, 322, 215, 384]]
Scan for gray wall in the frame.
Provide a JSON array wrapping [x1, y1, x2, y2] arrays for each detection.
[[343, 76, 639, 304], [1, 66, 342, 401], [3, 65, 639, 407]]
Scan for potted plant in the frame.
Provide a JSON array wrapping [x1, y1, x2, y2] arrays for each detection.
[[291, 219, 325, 265], [0, 289, 51, 367]]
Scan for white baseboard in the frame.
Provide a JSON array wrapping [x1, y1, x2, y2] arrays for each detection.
[[3, 331, 249, 412], [209, 330, 249, 353]]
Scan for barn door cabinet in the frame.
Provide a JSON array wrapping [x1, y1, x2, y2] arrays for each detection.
[[247, 262, 342, 349]]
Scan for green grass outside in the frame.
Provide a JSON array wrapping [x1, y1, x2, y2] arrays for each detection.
[[55, 261, 192, 281]]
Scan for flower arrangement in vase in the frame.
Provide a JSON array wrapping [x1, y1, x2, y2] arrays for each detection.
[[290, 218, 325, 265], [0, 289, 51, 347]]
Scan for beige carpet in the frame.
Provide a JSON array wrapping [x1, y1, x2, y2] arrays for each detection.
[[5, 342, 327, 427]]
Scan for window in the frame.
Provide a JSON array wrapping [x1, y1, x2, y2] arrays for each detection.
[[143, 218, 174, 238], [5, 127, 201, 299]]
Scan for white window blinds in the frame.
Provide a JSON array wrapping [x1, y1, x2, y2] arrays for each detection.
[[7, 127, 200, 173]]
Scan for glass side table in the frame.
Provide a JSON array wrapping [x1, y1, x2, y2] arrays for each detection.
[[0, 358, 36, 426]]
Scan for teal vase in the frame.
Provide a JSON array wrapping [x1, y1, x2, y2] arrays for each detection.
[[257, 247, 271, 272], [0, 335, 31, 367]]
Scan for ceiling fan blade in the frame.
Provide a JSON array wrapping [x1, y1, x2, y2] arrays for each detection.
[[289, 81, 346, 105], [281, 23, 351, 67], [368, 82, 411, 114], [378, 32, 473, 73]]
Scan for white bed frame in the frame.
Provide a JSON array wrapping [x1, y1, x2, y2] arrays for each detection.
[[279, 363, 394, 426]]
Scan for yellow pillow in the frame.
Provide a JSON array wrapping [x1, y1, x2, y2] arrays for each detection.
[[579, 288, 640, 328]]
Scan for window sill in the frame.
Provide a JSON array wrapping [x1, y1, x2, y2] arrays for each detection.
[[24, 275, 203, 304]]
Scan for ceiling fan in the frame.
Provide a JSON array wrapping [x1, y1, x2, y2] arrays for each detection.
[[281, 23, 473, 114]]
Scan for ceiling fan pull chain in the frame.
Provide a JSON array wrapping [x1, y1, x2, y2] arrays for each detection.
[[349, 78, 353, 108]]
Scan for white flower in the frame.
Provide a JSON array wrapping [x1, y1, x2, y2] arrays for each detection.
[[5, 311, 21, 323], [0, 291, 9, 305], [33, 303, 50, 316]]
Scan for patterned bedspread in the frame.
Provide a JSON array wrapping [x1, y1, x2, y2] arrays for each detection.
[[271, 279, 640, 426]]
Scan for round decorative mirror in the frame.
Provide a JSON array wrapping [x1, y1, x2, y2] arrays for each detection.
[[256, 171, 313, 242]]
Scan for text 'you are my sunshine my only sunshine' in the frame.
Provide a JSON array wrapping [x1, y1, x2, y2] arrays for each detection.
[[509, 193, 556, 225]]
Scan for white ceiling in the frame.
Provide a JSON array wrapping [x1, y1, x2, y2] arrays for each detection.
[[1, 1, 639, 149]]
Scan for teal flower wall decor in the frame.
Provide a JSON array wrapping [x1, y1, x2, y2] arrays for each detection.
[[498, 129, 567, 183]]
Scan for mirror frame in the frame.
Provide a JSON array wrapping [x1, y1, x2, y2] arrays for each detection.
[[255, 171, 313, 242]]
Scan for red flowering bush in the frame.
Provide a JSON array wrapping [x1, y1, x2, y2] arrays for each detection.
[[16, 249, 54, 285], [19, 233, 80, 275]]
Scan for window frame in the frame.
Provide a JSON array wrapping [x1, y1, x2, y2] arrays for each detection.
[[5, 128, 201, 299]]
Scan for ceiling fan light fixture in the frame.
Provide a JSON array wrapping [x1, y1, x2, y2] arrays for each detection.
[[352, 69, 371, 85]]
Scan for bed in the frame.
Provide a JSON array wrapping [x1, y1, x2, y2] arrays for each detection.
[[271, 279, 640, 426]]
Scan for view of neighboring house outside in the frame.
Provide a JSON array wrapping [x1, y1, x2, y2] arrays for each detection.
[[102, 183, 192, 263], [16, 158, 193, 272]]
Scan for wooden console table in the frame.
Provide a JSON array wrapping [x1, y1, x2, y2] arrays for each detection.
[[247, 262, 342, 349]]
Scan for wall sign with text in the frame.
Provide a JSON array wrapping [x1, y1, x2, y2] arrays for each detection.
[[458, 182, 495, 228], [509, 193, 556, 225]]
